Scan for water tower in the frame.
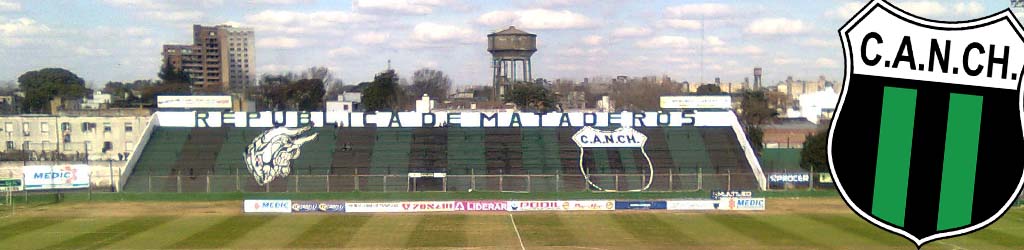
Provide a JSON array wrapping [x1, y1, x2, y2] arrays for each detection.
[[753, 67, 763, 89], [488, 26, 537, 101]]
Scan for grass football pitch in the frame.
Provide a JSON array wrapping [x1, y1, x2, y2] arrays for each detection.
[[0, 193, 1022, 249]]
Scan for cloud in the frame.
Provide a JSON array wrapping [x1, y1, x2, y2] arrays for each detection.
[[244, 10, 375, 35], [0, 17, 50, 36], [708, 45, 762, 55], [259, 64, 306, 73], [799, 38, 836, 47], [773, 57, 803, 65], [102, 0, 171, 9], [354, 31, 389, 45], [73, 46, 111, 56], [417, 60, 439, 69], [636, 36, 692, 49], [815, 57, 839, 68], [826, 2, 864, 19], [257, 36, 303, 48], [536, 0, 593, 8], [551, 63, 582, 71], [659, 19, 701, 30], [477, 9, 594, 30], [954, 2, 984, 16], [828, 1, 980, 20], [896, 1, 947, 17], [248, 0, 315, 4], [102, 0, 208, 22], [611, 27, 651, 38], [328, 46, 359, 57], [556, 47, 607, 57], [581, 35, 603, 46], [409, 22, 475, 44], [142, 10, 203, 22], [0, 0, 21, 12], [746, 18, 808, 35], [705, 36, 724, 47], [665, 3, 733, 18], [352, 0, 451, 15]]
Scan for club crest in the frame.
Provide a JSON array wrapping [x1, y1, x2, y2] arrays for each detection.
[[571, 126, 653, 191], [831, 0, 1024, 246], [243, 126, 318, 185]]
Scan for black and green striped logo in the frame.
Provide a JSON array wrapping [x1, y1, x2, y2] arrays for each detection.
[[835, 0, 1024, 247], [871, 87, 982, 231]]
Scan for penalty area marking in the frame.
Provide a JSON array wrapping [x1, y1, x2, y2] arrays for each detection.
[[509, 213, 526, 250]]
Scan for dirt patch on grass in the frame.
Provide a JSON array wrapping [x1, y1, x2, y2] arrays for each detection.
[[763, 197, 853, 214], [15, 201, 242, 217]]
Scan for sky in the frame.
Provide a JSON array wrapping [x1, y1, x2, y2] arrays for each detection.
[[0, 0, 1012, 89]]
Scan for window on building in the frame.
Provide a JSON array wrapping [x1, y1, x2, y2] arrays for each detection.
[[5, 141, 13, 150], [61, 122, 71, 132], [125, 123, 133, 132], [41, 122, 50, 134], [103, 141, 112, 152], [63, 134, 71, 143], [103, 122, 112, 133], [22, 141, 29, 150], [22, 122, 29, 136], [81, 122, 97, 133], [125, 142, 133, 151]]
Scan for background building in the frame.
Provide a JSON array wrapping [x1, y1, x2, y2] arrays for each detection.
[[0, 115, 150, 161], [163, 24, 254, 91]]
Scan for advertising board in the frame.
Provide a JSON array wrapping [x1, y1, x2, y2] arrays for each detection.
[[768, 173, 810, 184], [562, 200, 615, 211], [507, 201, 562, 211], [666, 200, 718, 210], [819, 173, 834, 183], [23, 165, 90, 190], [0, 178, 22, 191], [711, 190, 753, 200], [400, 201, 455, 212], [455, 201, 508, 211], [345, 202, 405, 213], [244, 200, 292, 213], [157, 95, 232, 109], [660, 96, 732, 109], [614, 200, 668, 210], [291, 201, 345, 213], [717, 198, 766, 211]]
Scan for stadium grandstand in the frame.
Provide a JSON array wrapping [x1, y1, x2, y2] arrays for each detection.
[[119, 110, 766, 193]]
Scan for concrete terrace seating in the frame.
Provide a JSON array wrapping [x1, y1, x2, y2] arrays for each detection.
[[122, 126, 759, 192]]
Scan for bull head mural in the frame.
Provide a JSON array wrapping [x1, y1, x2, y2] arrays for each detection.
[[243, 126, 318, 185]]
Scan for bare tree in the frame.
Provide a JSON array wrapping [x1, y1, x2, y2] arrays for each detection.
[[300, 66, 345, 102], [408, 68, 452, 101], [610, 80, 682, 111], [325, 82, 346, 101], [302, 66, 334, 84]]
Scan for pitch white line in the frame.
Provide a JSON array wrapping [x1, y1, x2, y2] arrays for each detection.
[[509, 213, 526, 250]]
